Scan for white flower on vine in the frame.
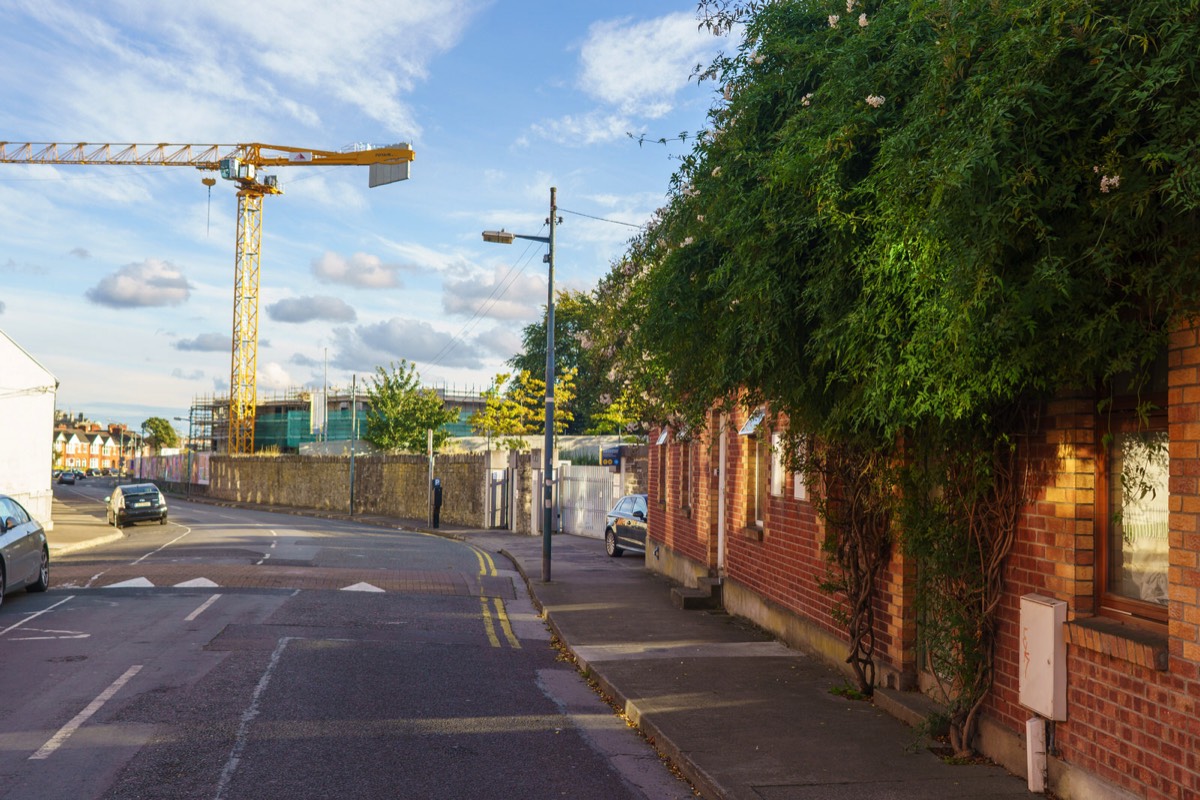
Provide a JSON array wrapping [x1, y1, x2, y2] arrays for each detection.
[[711, 166, 722, 177], [1100, 174, 1121, 193], [697, 214, 705, 223], [866, 94, 886, 108], [846, 0, 856, 11], [681, 236, 695, 247], [802, 93, 813, 107], [859, 13, 869, 27], [828, 14, 839, 27]]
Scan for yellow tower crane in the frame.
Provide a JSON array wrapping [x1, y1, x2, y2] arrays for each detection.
[[0, 141, 415, 453]]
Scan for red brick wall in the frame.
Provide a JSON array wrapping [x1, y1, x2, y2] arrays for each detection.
[[981, 322, 1200, 798], [648, 407, 915, 680], [648, 329, 1200, 797]]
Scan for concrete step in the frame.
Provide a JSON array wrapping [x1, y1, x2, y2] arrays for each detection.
[[671, 585, 720, 610]]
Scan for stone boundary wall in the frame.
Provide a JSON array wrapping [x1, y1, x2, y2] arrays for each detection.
[[207, 453, 488, 527]]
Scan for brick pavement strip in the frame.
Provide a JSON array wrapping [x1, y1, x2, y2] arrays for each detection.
[[50, 563, 507, 595]]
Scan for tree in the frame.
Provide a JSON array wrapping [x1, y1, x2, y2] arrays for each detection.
[[593, 0, 1200, 755], [508, 290, 606, 434], [508, 368, 578, 436], [467, 373, 527, 451], [362, 361, 458, 453], [141, 416, 178, 453]]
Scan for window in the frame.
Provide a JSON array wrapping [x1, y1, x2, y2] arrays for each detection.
[[655, 428, 668, 504], [1098, 412, 1169, 623], [770, 433, 784, 497], [680, 440, 693, 510]]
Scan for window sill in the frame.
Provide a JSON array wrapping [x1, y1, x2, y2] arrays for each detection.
[[1065, 616, 1168, 671], [741, 525, 764, 542]]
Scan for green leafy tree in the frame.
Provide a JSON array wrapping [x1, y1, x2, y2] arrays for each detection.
[[509, 290, 606, 434], [141, 416, 179, 453], [467, 373, 527, 451], [596, 0, 1200, 756], [362, 361, 458, 453], [508, 368, 577, 436]]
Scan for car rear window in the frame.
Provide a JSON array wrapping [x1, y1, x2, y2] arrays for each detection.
[[125, 486, 158, 496]]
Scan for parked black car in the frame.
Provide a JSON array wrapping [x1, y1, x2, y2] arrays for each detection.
[[106, 484, 168, 528], [604, 493, 648, 557], [56, 470, 75, 485], [0, 495, 50, 603]]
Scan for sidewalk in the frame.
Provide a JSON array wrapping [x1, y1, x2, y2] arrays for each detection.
[[46, 496, 1037, 799]]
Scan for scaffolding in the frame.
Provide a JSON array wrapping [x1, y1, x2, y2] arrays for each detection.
[[190, 383, 486, 454]]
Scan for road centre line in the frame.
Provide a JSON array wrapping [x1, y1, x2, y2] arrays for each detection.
[[185, 594, 222, 621], [130, 526, 192, 566], [0, 596, 74, 638], [214, 636, 291, 800], [29, 664, 142, 760]]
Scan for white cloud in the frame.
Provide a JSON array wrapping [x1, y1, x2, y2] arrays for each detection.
[[531, 111, 634, 146], [443, 266, 545, 321], [258, 361, 294, 392], [579, 13, 718, 117], [312, 251, 407, 289], [8, 0, 483, 140], [268, 295, 357, 323], [329, 317, 485, 372], [175, 332, 230, 352], [85, 258, 191, 308]]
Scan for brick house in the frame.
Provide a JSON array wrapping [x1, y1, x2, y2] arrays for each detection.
[[645, 321, 1200, 799], [54, 424, 141, 473]]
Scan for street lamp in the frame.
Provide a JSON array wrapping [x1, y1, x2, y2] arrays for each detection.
[[482, 186, 559, 582], [173, 409, 195, 499]]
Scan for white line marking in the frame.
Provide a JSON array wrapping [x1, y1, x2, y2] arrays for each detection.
[[29, 665, 142, 760], [130, 527, 192, 565], [214, 637, 290, 800], [103, 578, 155, 588], [185, 594, 222, 621], [0, 596, 74, 638], [342, 582, 384, 593]]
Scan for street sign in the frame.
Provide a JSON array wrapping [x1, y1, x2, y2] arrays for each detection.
[[600, 446, 621, 467]]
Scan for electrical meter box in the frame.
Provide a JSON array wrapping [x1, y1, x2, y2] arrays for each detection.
[[1018, 594, 1067, 721]]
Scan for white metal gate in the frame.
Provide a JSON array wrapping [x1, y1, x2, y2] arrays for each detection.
[[557, 464, 619, 538]]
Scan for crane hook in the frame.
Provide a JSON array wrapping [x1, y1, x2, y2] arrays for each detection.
[[202, 177, 216, 236]]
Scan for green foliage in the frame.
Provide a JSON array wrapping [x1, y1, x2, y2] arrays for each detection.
[[141, 416, 178, 452], [508, 368, 578, 436], [585, 0, 1200, 757], [467, 373, 527, 451], [509, 290, 605, 434], [362, 361, 457, 453]]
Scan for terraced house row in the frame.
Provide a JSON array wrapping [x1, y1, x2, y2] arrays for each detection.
[[53, 423, 142, 473], [645, 322, 1199, 800]]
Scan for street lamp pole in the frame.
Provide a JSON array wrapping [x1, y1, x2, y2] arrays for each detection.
[[482, 186, 559, 581], [542, 186, 557, 583]]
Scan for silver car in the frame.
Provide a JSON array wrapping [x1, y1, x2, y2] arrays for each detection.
[[0, 495, 50, 604]]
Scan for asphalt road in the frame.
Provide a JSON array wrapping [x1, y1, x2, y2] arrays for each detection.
[[0, 484, 690, 800]]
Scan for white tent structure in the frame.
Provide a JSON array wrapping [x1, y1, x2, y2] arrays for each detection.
[[0, 329, 57, 529]]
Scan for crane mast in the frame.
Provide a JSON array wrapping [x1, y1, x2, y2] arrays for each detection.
[[0, 141, 414, 453]]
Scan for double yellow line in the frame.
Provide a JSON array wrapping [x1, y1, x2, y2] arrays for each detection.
[[473, 546, 520, 649]]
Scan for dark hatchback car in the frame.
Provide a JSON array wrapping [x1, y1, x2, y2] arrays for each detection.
[[106, 484, 168, 528], [604, 493, 648, 557], [0, 495, 50, 604], [56, 470, 76, 485]]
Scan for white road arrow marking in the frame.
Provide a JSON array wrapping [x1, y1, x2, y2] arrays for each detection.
[[175, 578, 219, 588], [103, 578, 155, 588], [341, 582, 385, 592]]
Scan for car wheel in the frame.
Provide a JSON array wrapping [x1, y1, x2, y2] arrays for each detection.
[[0, 561, 6, 607], [605, 528, 624, 557], [159, 515, 167, 525], [28, 549, 48, 593]]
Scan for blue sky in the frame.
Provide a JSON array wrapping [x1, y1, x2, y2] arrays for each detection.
[[0, 1, 731, 434]]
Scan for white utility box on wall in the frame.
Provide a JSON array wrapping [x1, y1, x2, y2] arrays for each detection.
[[1018, 594, 1067, 721]]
